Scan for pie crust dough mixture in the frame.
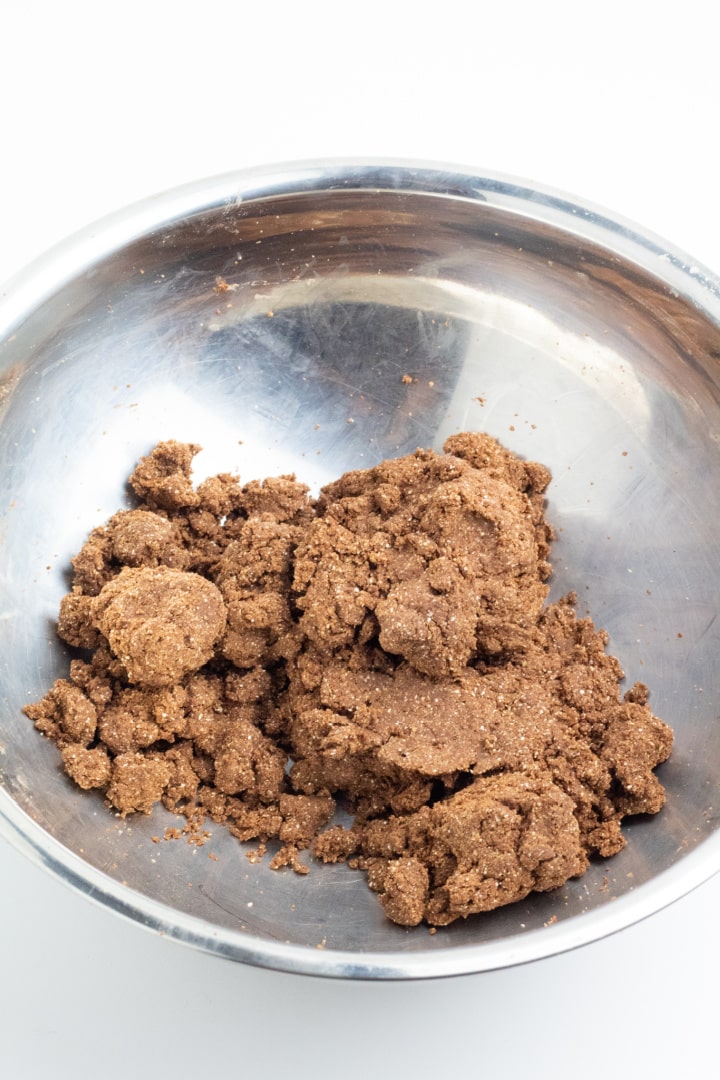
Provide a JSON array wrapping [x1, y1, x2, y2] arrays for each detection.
[[25, 435, 673, 926]]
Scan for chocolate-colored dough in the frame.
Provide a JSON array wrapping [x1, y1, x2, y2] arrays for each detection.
[[25, 435, 673, 927], [91, 566, 227, 688], [294, 434, 552, 673]]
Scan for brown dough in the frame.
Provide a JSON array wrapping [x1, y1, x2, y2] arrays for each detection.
[[294, 433, 552, 673], [91, 566, 227, 688], [24, 435, 673, 928]]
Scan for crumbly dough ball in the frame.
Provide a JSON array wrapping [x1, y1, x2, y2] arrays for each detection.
[[278, 794, 335, 847], [363, 773, 587, 926], [239, 474, 315, 525], [97, 687, 163, 754], [212, 518, 300, 668], [294, 434, 552, 677], [60, 744, 112, 790], [162, 742, 201, 810], [91, 566, 227, 687], [70, 525, 115, 596], [212, 713, 287, 803], [109, 509, 189, 569], [128, 440, 202, 511], [57, 592, 101, 649], [366, 856, 430, 926], [106, 751, 173, 815], [23, 680, 97, 746]]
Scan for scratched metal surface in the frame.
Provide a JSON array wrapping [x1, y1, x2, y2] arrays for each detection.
[[1, 162, 720, 977]]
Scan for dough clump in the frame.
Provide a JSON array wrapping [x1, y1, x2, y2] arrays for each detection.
[[25, 436, 673, 927]]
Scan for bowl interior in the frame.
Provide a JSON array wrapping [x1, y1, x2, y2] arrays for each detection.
[[2, 167, 720, 977]]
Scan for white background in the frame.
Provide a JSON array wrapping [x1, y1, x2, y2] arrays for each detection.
[[1, 2, 718, 1076]]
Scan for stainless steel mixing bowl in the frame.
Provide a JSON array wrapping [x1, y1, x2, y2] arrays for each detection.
[[2, 161, 720, 978]]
